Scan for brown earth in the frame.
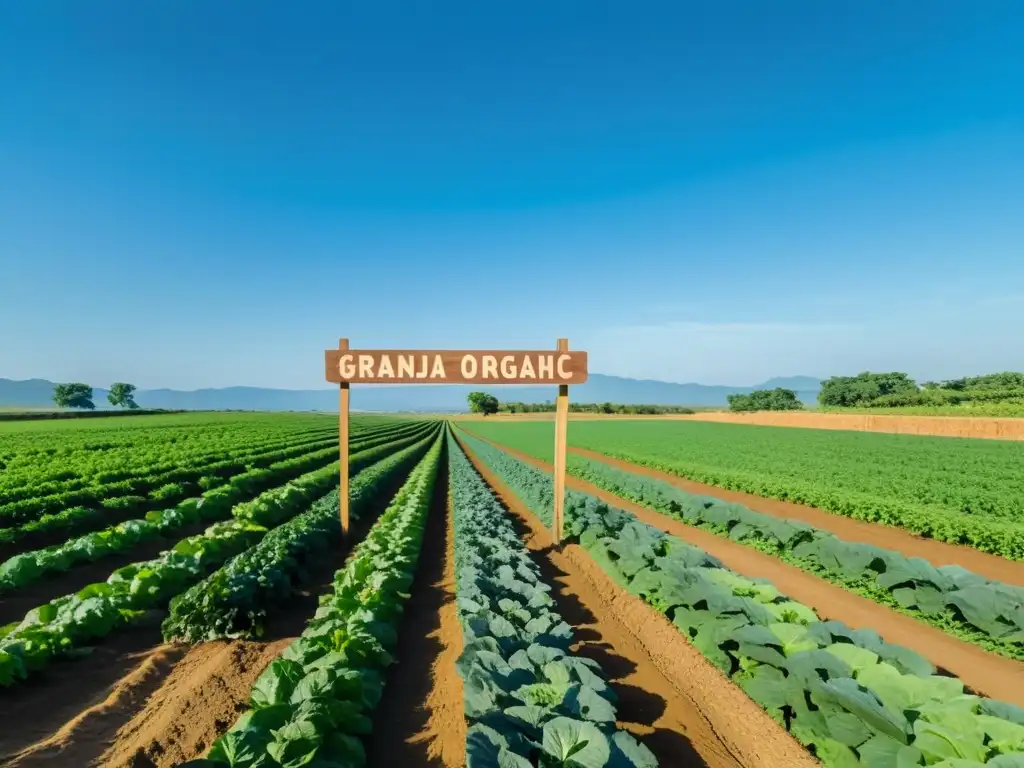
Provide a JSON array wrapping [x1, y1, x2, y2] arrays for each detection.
[[462, 430, 1024, 707], [99, 638, 292, 767], [0, 627, 177, 765], [568, 446, 1024, 587], [365, 451, 467, 767], [1, 458, 418, 767], [456, 411, 1024, 440], [456, 433, 819, 768]]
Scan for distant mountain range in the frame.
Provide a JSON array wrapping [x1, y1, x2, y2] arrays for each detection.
[[0, 375, 822, 413]]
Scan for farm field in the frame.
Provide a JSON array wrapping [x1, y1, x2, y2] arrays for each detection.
[[2, 416, 1024, 767], [457, 409, 1024, 440], [458, 419, 1024, 560], [451, 427, 1024, 767]]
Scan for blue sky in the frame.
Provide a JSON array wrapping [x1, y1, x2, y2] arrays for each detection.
[[1, 1, 1022, 390]]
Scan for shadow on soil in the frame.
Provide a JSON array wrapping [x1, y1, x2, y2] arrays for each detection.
[[0, 626, 180, 761], [507, 523, 709, 767], [0, 456, 425, 765], [366, 444, 453, 767]]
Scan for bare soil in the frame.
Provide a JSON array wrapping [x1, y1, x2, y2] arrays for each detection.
[[465, 432, 1024, 707], [569, 446, 1024, 586], [1, 466, 414, 767], [0, 627, 176, 765], [365, 450, 467, 767], [456, 434, 818, 768], [457, 411, 1024, 440]]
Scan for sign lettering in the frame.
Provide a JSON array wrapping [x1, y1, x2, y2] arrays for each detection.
[[324, 349, 588, 385]]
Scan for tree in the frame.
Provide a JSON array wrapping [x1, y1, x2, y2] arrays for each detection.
[[108, 382, 139, 409], [467, 391, 500, 416], [53, 383, 95, 410], [817, 372, 918, 407], [728, 388, 803, 412]]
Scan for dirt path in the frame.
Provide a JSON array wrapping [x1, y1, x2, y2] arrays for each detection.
[[567, 446, 1024, 586], [456, 434, 818, 768], [366, 449, 467, 768], [463, 431, 1024, 707], [0, 627, 176, 765]]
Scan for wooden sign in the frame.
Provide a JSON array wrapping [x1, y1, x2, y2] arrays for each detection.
[[324, 349, 588, 385], [327, 338, 582, 546]]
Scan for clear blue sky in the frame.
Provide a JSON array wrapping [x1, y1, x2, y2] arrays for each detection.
[[2, 1, 1022, 390]]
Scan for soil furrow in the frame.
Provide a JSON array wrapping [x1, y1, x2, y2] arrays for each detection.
[[456, 433, 818, 768], [463, 430, 1024, 707], [2, 465, 414, 768], [366, 444, 466, 767], [568, 445, 1024, 585]]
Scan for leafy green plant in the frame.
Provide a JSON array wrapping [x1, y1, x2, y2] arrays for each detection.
[[558, 452, 1024, 657], [181, 430, 444, 767], [0, 419, 431, 530], [0, 429, 435, 686], [456, 430, 1024, 767], [448, 432, 657, 767], [460, 420, 1024, 560], [163, 427, 441, 642], [0, 423, 436, 594]]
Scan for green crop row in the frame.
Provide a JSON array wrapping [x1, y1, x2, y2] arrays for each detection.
[[163, 426, 442, 643], [0, 413, 350, 498], [0, 421, 433, 554], [447, 432, 658, 767], [0, 423, 436, 595], [0, 430, 341, 506], [180, 425, 444, 768], [460, 420, 1024, 559], [0, 429, 427, 686], [561, 453, 1024, 659], [457, 431, 1024, 768], [0, 420, 427, 527]]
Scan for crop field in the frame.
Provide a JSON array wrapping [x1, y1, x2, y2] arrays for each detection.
[[2, 414, 1024, 767], [460, 419, 1024, 559]]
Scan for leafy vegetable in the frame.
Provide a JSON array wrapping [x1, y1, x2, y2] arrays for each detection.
[[163, 426, 441, 642], [455, 429, 1024, 768], [448, 432, 657, 767], [0, 427, 434, 686], [187, 431, 443, 767]]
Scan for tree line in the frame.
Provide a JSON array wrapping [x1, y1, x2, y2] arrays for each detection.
[[816, 371, 1024, 409], [468, 369, 1024, 416], [52, 382, 139, 410]]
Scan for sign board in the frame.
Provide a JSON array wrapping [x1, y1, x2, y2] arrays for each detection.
[[324, 349, 588, 385], [326, 338, 582, 546]]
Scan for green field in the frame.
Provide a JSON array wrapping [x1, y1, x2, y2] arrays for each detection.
[[459, 418, 1024, 557], [4, 413, 1024, 768]]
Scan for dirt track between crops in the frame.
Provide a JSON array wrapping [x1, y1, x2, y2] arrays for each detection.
[[456, 433, 819, 768], [568, 446, 1024, 586], [365, 447, 467, 767], [460, 430, 1024, 707], [458, 411, 1024, 440]]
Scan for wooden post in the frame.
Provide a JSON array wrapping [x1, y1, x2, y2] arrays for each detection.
[[338, 338, 350, 538], [552, 338, 570, 544]]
